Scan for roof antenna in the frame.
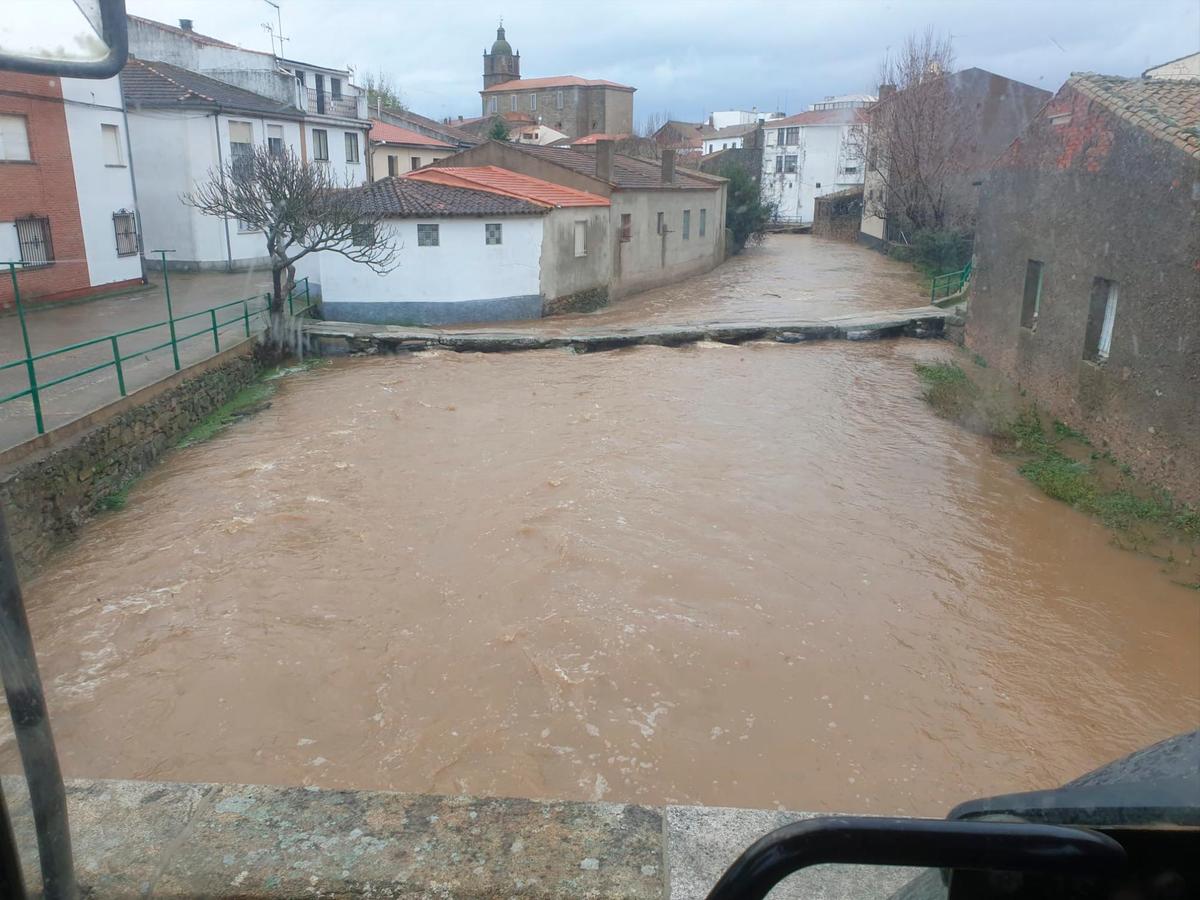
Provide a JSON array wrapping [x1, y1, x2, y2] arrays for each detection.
[[263, 0, 288, 56]]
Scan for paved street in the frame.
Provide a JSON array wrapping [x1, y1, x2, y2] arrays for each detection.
[[0, 270, 273, 451]]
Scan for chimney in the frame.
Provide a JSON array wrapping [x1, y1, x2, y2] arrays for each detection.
[[878, 83, 896, 100], [595, 139, 614, 182], [179, 18, 194, 31], [661, 147, 676, 184]]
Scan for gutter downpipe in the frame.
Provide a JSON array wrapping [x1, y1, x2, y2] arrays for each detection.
[[213, 108, 234, 272], [117, 72, 149, 287]]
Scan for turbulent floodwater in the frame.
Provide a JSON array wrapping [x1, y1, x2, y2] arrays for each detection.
[[451, 233, 927, 330], [3, 342, 1198, 816]]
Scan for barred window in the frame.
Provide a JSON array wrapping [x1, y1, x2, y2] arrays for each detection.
[[113, 211, 138, 256], [351, 224, 375, 246], [485, 223, 502, 245], [16, 216, 53, 267], [417, 224, 439, 247]]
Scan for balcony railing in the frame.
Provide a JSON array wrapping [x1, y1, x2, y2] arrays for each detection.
[[301, 87, 363, 119]]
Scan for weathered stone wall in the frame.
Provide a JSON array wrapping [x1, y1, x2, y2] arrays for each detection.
[[968, 82, 1200, 501], [699, 147, 762, 184], [813, 188, 864, 241], [0, 344, 260, 574]]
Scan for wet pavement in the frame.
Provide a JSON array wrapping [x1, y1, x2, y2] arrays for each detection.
[[6, 341, 1196, 816], [0, 269, 272, 450]]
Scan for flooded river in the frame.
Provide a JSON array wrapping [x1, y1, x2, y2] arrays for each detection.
[[4, 340, 1196, 815]]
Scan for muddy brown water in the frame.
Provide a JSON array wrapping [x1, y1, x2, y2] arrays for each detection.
[[3, 341, 1196, 816], [448, 233, 927, 331]]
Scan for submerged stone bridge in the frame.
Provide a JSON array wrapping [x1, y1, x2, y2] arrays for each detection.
[[302, 308, 947, 357]]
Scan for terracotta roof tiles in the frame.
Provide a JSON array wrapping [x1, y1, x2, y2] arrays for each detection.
[[481, 75, 635, 93], [370, 120, 454, 148], [356, 178, 547, 217], [405, 166, 609, 208], [1068, 73, 1200, 159]]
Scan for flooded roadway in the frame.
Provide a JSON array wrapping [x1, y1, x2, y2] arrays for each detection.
[[4, 341, 1196, 815]]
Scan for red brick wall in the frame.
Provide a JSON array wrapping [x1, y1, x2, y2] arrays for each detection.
[[0, 73, 89, 309]]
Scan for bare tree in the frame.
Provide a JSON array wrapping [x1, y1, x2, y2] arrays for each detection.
[[183, 147, 397, 341], [850, 28, 968, 234]]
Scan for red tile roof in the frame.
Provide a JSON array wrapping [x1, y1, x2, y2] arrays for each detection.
[[370, 120, 454, 148], [482, 75, 635, 93], [405, 166, 610, 208], [570, 133, 631, 145], [357, 178, 546, 217], [769, 108, 870, 128]]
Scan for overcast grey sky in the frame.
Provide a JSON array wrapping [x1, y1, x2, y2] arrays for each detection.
[[119, 0, 1196, 125]]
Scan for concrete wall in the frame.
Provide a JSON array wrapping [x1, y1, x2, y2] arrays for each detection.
[[967, 83, 1200, 501], [60, 77, 143, 289], [539, 206, 611, 313], [813, 189, 864, 241], [610, 188, 725, 297], [128, 110, 303, 270], [0, 344, 259, 574], [316, 215, 546, 324]]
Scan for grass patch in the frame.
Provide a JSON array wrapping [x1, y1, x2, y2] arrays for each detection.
[[177, 381, 275, 447], [1018, 452, 1093, 506], [96, 486, 131, 511], [914, 362, 980, 420]]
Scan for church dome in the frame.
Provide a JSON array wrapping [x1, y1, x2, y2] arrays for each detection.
[[491, 25, 513, 56]]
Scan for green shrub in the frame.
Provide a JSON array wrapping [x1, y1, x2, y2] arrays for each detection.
[[1018, 452, 1093, 506]]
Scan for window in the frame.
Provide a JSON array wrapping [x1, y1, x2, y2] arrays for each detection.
[[113, 211, 138, 256], [267, 124, 284, 156], [331, 78, 342, 100], [351, 224, 374, 246], [345, 132, 360, 164], [432, 157, 443, 164], [313, 128, 329, 161], [775, 156, 783, 174], [15, 216, 53, 266], [699, 208, 707, 237], [656, 211, 665, 235], [556, 90, 564, 109], [619, 213, 632, 242], [530, 93, 537, 111], [1020, 259, 1044, 329], [682, 209, 691, 240], [0, 114, 30, 161], [784, 155, 798, 174], [417, 223, 439, 247], [511, 95, 518, 112], [488, 97, 498, 113], [485, 223, 503, 245], [843, 164, 858, 175], [411, 156, 421, 170], [387, 155, 398, 176], [574, 220, 587, 257], [1084, 278, 1119, 362], [101, 123, 123, 166], [778, 126, 799, 145], [229, 121, 254, 176]]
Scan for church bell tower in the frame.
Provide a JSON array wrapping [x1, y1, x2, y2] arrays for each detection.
[[483, 22, 520, 90]]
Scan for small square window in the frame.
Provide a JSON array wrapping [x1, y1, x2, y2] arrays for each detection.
[[0, 114, 31, 161], [411, 156, 421, 170], [15, 216, 53, 266], [351, 223, 375, 246], [486, 223, 502, 245], [417, 223, 439, 247]]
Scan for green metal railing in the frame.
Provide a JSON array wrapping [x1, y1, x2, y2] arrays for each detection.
[[1, 254, 315, 436], [930, 259, 972, 302]]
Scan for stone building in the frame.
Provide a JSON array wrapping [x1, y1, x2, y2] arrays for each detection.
[[967, 72, 1200, 501], [477, 25, 634, 140]]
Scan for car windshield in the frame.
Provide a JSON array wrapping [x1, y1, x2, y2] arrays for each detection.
[[0, 1, 1197, 897]]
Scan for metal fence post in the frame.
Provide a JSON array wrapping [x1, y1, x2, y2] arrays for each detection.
[[243, 300, 251, 337], [210, 309, 220, 353], [303, 277, 311, 314], [8, 262, 45, 435], [154, 250, 180, 371], [111, 336, 126, 397], [287, 287, 294, 317]]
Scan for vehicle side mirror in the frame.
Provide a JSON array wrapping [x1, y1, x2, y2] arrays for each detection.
[[0, 0, 128, 79]]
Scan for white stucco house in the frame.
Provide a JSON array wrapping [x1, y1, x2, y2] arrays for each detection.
[[313, 166, 613, 324], [370, 120, 454, 179], [700, 121, 758, 155], [121, 59, 306, 271], [761, 95, 874, 224], [127, 15, 370, 186]]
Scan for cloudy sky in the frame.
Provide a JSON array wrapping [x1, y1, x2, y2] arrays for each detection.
[[72, 0, 1200, 125]]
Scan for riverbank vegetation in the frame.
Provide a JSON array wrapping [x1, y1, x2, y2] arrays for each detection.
[[915, 358, 1199, 584]]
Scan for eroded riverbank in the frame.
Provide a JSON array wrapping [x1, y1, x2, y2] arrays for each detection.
[[3, 341, 1197, 816]]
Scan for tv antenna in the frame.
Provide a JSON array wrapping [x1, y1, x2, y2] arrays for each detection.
[[262, 0, 288, 56]]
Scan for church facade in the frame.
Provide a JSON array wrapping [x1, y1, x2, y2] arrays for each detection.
[[479, 25, 634, 140]]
